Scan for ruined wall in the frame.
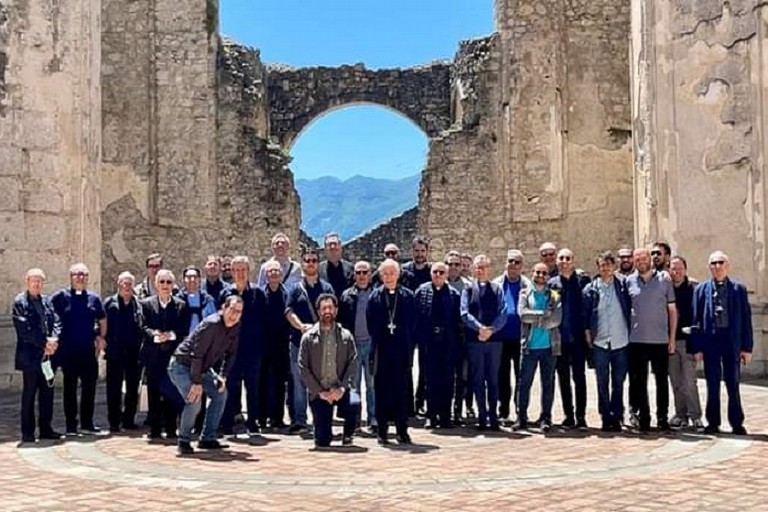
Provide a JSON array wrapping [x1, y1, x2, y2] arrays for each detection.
[[632, 0, 768, 375], [343, 207, 419, 264], [268, 63, 452, 147], [0, 0, 101, 386]]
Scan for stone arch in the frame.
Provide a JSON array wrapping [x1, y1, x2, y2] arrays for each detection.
[[267, 62, 452, 147]]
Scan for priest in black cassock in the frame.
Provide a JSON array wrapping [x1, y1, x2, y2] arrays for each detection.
[[414, 261, 462, 429], [367, 258, 416, 445]]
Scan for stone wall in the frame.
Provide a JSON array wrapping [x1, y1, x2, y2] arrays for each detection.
[[343, 207, 419, 264], [267, 62, 452, 147]]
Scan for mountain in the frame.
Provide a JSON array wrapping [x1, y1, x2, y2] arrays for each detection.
[[295, 174, 420, 242]]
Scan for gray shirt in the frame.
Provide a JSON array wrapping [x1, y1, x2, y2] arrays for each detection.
[[594, 278, 629, 350], [354, 288, 371, 341], [319, 328, 339, 389], [627, 271, 675, 344], [448, 277, 470, 295]]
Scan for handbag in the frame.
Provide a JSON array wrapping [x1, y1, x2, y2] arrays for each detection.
[[138, 370, 149, 413]]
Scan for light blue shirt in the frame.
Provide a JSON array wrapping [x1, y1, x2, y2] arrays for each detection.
[[594, 279, 629, 350]]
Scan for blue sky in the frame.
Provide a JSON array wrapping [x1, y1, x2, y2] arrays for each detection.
[[220, 0, 494, 181]]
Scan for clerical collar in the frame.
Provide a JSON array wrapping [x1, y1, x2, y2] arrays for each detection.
[[71, 288, 85, 296], [158, 295, 172, 308]]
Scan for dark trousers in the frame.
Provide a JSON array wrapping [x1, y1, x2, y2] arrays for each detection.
[[498, 338, 521, 418], [467, 341, 503, 426], [106, 354, 140, 429], [555, 341, 587, 421], [518, 348, 557, 422], [415, 341, 427, 411], [703, 331, 744, 429], [628, 343, 669, 427], [426, 336, 454, 424], [310, 394, 358, 446], [222, 359, 261, 431], [21, 367, 55, 438], [592, 345, 628, 423], [147, 361, 182, 436], [452, 342, 471, 415], [62, 353, 98, 431], [259, 349, 288, 426]]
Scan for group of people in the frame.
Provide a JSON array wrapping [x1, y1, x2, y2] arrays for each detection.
[[12, 232, 754, 454]]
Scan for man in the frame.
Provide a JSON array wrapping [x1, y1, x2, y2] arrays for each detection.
[[492, 250, 530, 423], [104, 272, 145, 432], [140, 269, 189, 439], [691, 251, 752, 435], [460, 254, 507, 431], [367, 259, 416, 445], [299, 294, 359, 448], [259, 259, 291, 429], [135, 253, 163, 299], [257, 232, 302, 289], [51, 263, 107, 435], [446, 250, 473, 423], [169, 295, 243, 455], [221, 253, 234, 284], [319, 232, 354, 298], [582, 252, 631, 432], [177, 266, 217, 334], [414, 262, 462, 428], [626, 248, 677, 432], [401, 236, 432, 415], [539, 242, 558, 277], [220, 256, 266, 436], [617, 247, 635, 276], [459, 252, 473, 279], [548, 248, 591, 429], [285, 248, 335, 433], [668, 256, 703, 429], [371, 243, 409, 287], [514, 263, 562, 432], [338, 260, 377, 434], [13, 268, 62, 443], [201, 255, 228, 304], [651, 242, 672, 272]]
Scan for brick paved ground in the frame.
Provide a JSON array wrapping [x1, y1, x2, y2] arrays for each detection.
[[1, 374, 767, 511]]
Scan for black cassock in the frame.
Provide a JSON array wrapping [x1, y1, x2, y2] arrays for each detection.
[[367, 285, 415, 432]]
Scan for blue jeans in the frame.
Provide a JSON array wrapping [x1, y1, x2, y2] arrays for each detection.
[[168, 358, 227, 443], [289, 343, 308, 427], [517, 348, 556, 423], [591, 345, 628, 423], [354, 339, 376, 425], [467, 341, 503, 426]]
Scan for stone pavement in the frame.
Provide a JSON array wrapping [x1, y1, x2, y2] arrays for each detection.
[[1, 375, 767, 512]]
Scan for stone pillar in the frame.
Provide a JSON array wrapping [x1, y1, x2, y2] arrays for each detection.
[[0, 0, 101, 306], [631, 0, 768, 376]]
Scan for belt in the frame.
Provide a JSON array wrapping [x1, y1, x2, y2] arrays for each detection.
[[432, 326, 446, 334]]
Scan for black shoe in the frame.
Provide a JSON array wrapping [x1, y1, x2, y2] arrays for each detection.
[[732, 426, 747, 436], [367, 424, 379, 435], [396, 433, 412, 445], [440, 420, 454, 429], [466, 410, 476, 420], [247, 424, 261, 435], [561, 416, 576, 429], [177, 442, 194, 455], [377, 436, 390, 446], [540, 420, 552, 433], [610, 420, 623, 432], [271, 420, 287, 430], [453, 417, 465, 426], [198, 439, 229, 450], [342, 436, 353, 446], [489, 423, 501, 432], [657, 420, 671, 432], [109, 424, 122, 433], [66, 428, 79, 436], [576, 418, 588, 430], [39, 430, 64, 440], [21, 435, 36, 443], [475, 424, 487, 432], [704, 425, 720, 435], [147, 431, 162, 440], [601, 421, 612, 432], [638, 422, 651, 433], [288, 424, 307, 434], [122, 422, 141, 431], [512, 420, 528, 431], [165, 432, 178, 440], [81, 425, 101, 435]]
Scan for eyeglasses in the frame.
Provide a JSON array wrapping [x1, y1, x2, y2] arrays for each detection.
[[354, 270, 370, 275], [540, 251, 556, 258], [303, 258, 319, 264], [447, 262, 461, 267], [533, 270, 549, 276], [147, 263, 162, 269], [558, 256, 572, 262], [619, 255, 633, 259], [158, 279, 173, 285], [184, 274, 199, 279], [507, 259, 522, 265], [71, 272, 89, 277], [709, 260, 726, 266], [651, 250, 663, 256], [432, 270, 446, 275], [266, 269, 282, 274], [384, 251, 398, 257]]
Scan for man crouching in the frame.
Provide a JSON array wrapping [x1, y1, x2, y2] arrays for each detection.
[[168, 295, 243, 455], [299, 293, 359, 448]]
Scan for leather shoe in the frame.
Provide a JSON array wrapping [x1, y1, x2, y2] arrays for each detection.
[[177, 442, 194, 455], [396, 433, 412, 445], [39, 430, 64, 440], [198, 439, 229, 450]]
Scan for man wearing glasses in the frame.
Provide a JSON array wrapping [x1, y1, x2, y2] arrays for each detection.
[[135, 253, 164, 299], [651, 242, 672, 272], [446, 250, 473, 423], [691, 251, 752, 435], [338, 260, 378, 434], [539, 242, 558, 277], [492, 250, 530, 424], [549, 248, 591, 429], [285, 248, 334, 434], [319, 232, 354, 298], [51, 263, 107, 435], [617, 247, 635, 276], [257, 232, 302, 289]]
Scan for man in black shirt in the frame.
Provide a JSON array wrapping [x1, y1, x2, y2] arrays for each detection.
[[319, 232, 354, 298]]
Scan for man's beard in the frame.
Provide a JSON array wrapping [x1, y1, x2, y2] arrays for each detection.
[[320, 314, 335, 326]]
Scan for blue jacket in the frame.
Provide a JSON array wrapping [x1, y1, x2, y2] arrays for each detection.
[[582, 275, 631, 342], [460, 280, 507, 342], [691, 278, 753, 358], [12, 292, 61, 371]]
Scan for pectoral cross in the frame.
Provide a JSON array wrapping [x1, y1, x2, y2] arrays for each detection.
[[387, 322, 396, 335]]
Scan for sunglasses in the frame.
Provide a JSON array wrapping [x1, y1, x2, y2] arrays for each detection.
[[303, 258, 319, 263], [709, 260, 726, 266], [432, 270, 446, 275], [71, 272, 89, 277], [507, 259, 522, 265], [158, 279, 173, 285], [384, 251, 398, 257], [651, 250, 663, 256], [355, 270, 370, 275], [541, 251, 556, 258], [533, 270, 549, 276], [558, 256, 572, 262], [619, 255, 633, 259], [147, 263, 162, 269], [447, 262, 461, 267]]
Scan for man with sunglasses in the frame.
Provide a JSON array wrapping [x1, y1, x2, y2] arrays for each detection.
[[548, 248, 591, 429], [51, 263, 107, 435], [338, 260, 378, 434], [539, 242, 559, 277], [446, 250, 473, 423], [135, 253, 164, 300], [492, 250, 531, 424], [285, 247, 334, 433], [691, 252, 752, 435], [414, 262, 462, 429], [617, 247, 635, 276], [651, 242, 672, 272]]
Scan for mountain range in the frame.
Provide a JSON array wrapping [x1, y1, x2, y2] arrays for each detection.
[[295, 174, 420, 242]]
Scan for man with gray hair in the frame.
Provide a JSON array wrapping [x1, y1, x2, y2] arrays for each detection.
[[257, 232, 302, 289], [104, 271, 145, 432]]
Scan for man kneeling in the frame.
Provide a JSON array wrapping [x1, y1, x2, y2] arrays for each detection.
[[299, 293, 359, 448], [169, 295, 243, 455]]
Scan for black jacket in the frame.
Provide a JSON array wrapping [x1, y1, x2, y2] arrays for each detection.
[[104, 294, 144, 361], [12, 292, 61, 371], [174, 313, 240, 383], [319, 259, 354, 298], [140, 296, 189, 367]]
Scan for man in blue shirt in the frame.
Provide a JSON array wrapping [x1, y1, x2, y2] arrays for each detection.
[[201, 255, 228, 304], [51, 263, 107, 435], [461, 255, 507, 431], [492, 249, 530, 423]]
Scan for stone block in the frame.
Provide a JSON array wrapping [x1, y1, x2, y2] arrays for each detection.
[[0, 176, 20, 211]]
